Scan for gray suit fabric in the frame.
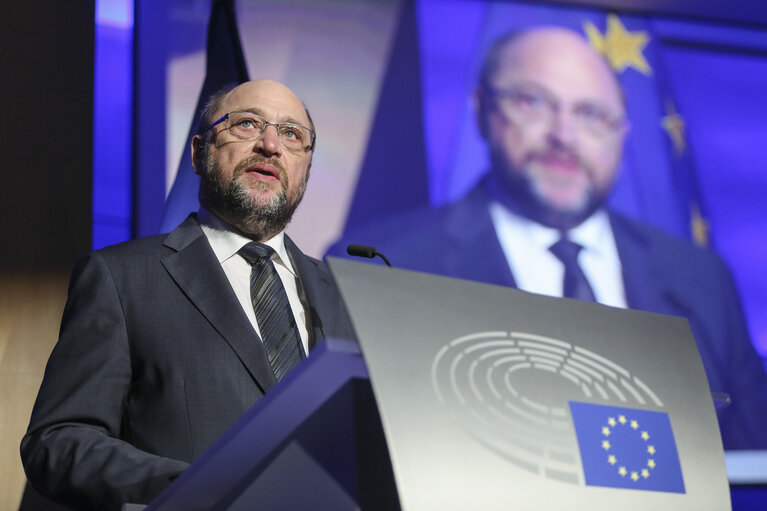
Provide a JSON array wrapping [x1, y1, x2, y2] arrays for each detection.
[[21, 216, 356, 510]]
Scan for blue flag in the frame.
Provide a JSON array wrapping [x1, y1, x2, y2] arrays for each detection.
[[161, 0, 250, 233], [569, 401, 685, 493]]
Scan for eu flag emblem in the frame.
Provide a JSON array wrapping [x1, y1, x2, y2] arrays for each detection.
[[569, 401, 685, 493]]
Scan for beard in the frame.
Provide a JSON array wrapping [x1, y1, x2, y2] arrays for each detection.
[[198, 153, 307, 240], [492, 147, 608, 231]]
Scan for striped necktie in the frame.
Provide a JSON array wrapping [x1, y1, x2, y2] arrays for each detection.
[[239, 242, 303, 381]]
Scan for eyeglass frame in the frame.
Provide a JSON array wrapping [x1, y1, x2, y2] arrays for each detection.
[[199, 111, 316, 152], [481, 82, 628, 138]]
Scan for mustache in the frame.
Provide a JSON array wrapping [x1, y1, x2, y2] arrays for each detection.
[[233, 155, 287, 179], [529, 145, 581, 165]]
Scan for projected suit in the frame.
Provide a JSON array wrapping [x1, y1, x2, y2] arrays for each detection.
[[328, 179, 767, 449]]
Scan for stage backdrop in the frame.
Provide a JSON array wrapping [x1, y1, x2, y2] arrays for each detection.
[[155, 0, 766, 357]]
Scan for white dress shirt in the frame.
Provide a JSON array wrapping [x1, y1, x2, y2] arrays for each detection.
[[198, 208, 311, 354], [488, 202, 627, 308]]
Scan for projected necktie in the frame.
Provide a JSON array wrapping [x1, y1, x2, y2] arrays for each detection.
[[239, 242, 303, 381], [549, 238, 597, 302]]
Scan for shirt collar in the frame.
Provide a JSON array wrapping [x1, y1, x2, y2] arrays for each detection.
[[489, 201, 558, 251], [197, 207, 296, 275], [488, 200, 612, 256], [568, 209, 613, 257]]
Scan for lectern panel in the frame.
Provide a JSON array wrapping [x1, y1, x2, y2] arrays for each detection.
[[328, 257, 729, 510]]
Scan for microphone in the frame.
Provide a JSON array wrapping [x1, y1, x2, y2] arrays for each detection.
[[346, 244, 392, 267]]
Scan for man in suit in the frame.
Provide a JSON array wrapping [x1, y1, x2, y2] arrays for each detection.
[[21, 79, 356, 510], [329, 27, 767, 449]]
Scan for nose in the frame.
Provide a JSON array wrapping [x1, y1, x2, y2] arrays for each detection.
[[254, 123, 282, 156], [547, 108, 577, 147]]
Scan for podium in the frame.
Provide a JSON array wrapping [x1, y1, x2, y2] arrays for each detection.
[[146, 258, 733, 510], [146, 339, 399, 511]]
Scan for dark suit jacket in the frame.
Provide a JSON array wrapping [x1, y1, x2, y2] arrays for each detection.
[[329, 181, 767, 449], [22, 216, 356, 510]]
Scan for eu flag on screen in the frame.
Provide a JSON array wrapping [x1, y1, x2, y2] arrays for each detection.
[[569, 401, 685, 493]]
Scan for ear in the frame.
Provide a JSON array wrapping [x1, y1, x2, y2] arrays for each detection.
[[191, 135, 204, 175], [473, 88, 490, 140], [620, 119, 632, 142]]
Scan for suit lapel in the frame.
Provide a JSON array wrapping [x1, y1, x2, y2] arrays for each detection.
[[443, 183, 518, 288], [611, 214, 691, 319], [284, 236, 335, 348], [161, 216, 277, 393]]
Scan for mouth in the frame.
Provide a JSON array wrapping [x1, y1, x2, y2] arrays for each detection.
[[535, 153, 581, 173], [244, 162, 281, 183], [539, 152, 579, 167]]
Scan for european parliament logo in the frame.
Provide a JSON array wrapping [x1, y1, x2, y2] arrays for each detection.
[[431, 330, 687, 493], [569, 402, 685, 493]]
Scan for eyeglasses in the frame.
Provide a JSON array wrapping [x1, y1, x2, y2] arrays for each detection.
[[201, 111, 316, 152], [483, 83, 627, 138]]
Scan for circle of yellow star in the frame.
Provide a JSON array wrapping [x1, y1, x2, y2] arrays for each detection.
[[600, 414, 657, 481]]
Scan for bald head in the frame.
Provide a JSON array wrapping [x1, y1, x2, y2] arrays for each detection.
[[198, 80, 315, 139], [480, 27, 623, 112], [219, 80, 311, 126]]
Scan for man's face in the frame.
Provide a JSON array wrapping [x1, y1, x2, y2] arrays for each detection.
[[479, 30, 627, 228], [193, 80, 313, 239]]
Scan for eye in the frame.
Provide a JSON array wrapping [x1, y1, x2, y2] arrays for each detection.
[[507, 90, 550, 116], [280, 125, 303, 141], [237, 117, 262, 130], [514, 91, 545, 108], [574, 103, 609, 124]]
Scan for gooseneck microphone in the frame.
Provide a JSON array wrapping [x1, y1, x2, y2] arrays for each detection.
[[346, 244, 392, 268]]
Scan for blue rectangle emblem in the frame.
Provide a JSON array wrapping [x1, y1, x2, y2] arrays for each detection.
[[569, 401, 685, 493]]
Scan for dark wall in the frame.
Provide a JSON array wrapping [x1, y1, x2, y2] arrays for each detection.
[[0, 1, 95, 271]]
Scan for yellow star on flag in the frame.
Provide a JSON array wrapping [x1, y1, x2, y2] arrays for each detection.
[[661, 99, 687, 154], [648, 445, 656, 455], [641, 431, 650, 441], [619, 466, 627, 476], [642, 469, 650, 479], [630, 420, 639, 429], [608, 417, 617, 427], [648, 459, 656, 468], [602, 440, 611, 450], [584, 14, 652, 75], [618, 415, 627, 425], [602, 426, 611, 436], [631, 471, 640, 481], [691, 201, 710, 247], [608, 455, 617, 465]]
